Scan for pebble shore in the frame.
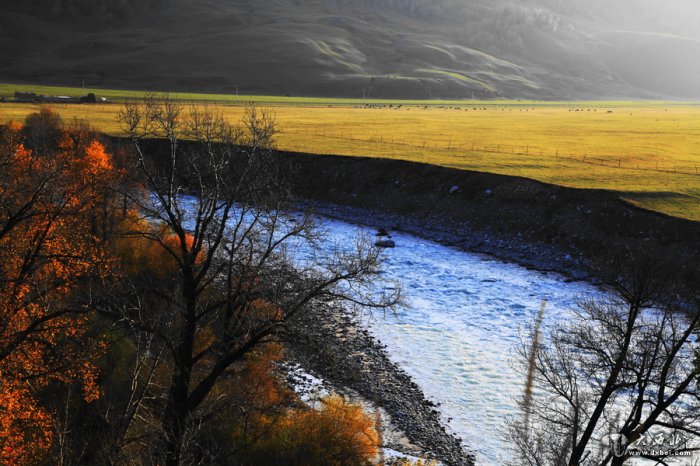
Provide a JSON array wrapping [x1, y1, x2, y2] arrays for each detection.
[[286, 303, 475, 466]]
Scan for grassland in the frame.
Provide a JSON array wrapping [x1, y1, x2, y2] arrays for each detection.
[[1, 84, 699, 221], [0, 83, 678, 108]]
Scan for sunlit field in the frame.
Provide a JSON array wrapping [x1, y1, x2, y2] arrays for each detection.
[[1, 85, 698, 221]]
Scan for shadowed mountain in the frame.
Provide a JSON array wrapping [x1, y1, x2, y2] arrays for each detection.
[[2, 0, 700, 99]]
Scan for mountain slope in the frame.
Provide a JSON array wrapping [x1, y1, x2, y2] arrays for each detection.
[[1, 0, 700, 99]]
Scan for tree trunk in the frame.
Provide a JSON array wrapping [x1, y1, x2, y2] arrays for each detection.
[[162, 281, 197, 466], [162, 347, 193, 466]]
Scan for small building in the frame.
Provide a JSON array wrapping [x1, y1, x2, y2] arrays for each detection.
[[80, 93, 97, 104], [14, 91, 37, 102]]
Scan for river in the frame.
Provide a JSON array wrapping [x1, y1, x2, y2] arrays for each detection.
[[176, 196, 652, 464], [304, 215, 602, 464]]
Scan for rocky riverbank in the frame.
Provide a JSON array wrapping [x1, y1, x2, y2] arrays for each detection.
[[115, 137, 698, 463], [298, 199, 593, 283], [284, 151, 699, 291], [279, 154, 698, 465], [285, 304, 475, 466]]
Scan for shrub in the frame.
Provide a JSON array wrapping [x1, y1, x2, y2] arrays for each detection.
[[243, 395, 379, 466]]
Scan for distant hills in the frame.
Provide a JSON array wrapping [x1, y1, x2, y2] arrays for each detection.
[[2, 0, 700, 100]]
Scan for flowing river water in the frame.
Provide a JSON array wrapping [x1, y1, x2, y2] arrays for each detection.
[[177, 196, 678, 465], [305, 216, 602, 465]]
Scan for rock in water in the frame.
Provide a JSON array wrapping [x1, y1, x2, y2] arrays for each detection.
[[376, 227, 389, 237], [375, 239, 396, 248], [448, 185, 461, 195]]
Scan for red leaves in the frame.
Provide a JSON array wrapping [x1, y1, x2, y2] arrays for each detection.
[[0, 117, 117, 464]]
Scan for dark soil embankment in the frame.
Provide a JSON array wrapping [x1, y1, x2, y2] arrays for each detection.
[[280, 151, 700, 285]]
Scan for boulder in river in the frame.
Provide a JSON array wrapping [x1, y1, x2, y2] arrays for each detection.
[[375, 239, 396, 248], [376, 227, 389, 237], [448, 185, 461, 195]]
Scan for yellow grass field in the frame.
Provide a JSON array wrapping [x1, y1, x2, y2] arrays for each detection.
[[1, 101, 699, 221]]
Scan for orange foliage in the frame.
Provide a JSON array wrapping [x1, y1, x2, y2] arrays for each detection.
[[250, 298, 284, 322], [237, 343, 294, 410], [110, 210, 164, 277], [83, 140, 114, 176], [289, 395, 379, 462], [0, 384, 52, 464], [0, 119, 117, 464], [246, 394, 380, 465], [161, 231, 203, 265], [216, 343, 378, 465], [6, 121, 23, 132], [111, 214, 204, 279]]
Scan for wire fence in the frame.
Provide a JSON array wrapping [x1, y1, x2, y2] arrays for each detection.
[[4, 98, 698, 176], [308, 130, 700, 176]]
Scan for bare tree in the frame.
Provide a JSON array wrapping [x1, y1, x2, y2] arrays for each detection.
[[508, 248, 700, 466], [111, 96, 400, 465]]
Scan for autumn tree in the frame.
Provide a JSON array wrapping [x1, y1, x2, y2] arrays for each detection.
[[21, 106, 64, 156], [0, 116, 118, 464], [111, 96, 400, 465]]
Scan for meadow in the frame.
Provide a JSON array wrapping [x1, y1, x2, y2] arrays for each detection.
[[1, 83, 699, 221]]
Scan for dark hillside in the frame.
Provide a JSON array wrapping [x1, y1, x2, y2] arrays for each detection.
[[3, 0, 700, 99]]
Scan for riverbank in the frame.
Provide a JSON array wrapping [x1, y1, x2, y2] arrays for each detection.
[[110, 138, 699, 464], [113, 137, 699, 284], [278, 151, 699, 464], [278, 201, 588, 465], [285, 304, 474, 466], [283, 151, 699, 287]]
